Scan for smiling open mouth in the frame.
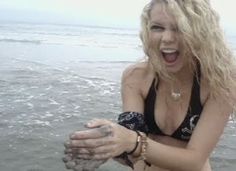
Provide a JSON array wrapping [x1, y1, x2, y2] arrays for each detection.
[[161, 49, 179, 64]]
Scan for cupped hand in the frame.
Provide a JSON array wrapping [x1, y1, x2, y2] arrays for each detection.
[[62, 153, 106, 171], [66, 119, 137, 160]]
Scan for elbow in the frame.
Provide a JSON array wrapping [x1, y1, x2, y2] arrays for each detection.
[[188, 162, 205, 171], [183, 153, 206, 171], [167, 150, 207, 171]]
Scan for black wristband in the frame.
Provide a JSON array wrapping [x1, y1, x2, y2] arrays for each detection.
[[127, 131, 141, 155]]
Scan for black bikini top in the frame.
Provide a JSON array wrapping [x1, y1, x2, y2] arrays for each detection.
[[144, 69, 203, 142], [115, 69, 202, 168]]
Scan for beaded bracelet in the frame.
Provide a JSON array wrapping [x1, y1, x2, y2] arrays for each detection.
[[127, 131, 141, 155], [140, 132, 148, 160], [134, 131, 148, 161]]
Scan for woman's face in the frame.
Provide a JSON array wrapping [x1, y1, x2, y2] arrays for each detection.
[[149, 2, 186, 73]]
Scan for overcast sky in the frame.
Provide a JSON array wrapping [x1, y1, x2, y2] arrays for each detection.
[[0, 0, 235, 33]]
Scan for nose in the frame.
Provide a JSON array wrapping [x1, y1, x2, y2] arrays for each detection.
[[161, 30, 176, 44]]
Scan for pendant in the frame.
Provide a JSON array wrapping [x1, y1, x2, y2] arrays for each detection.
[[171, 92, 181, 101]]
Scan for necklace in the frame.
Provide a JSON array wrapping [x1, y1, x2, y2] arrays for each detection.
[[171, 91, 181, 101], [169, 80, 182, 101]]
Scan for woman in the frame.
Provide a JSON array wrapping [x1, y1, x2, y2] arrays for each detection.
[[63, 0, 236, 170]]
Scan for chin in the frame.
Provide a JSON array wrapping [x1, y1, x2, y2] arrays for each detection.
[[165, 63, 184, 74]]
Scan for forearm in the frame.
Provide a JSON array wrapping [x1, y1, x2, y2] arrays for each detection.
[[116, 117, 205, 171], [135, 138, 206, 171]]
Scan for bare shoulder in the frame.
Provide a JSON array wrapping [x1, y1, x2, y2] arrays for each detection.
[[121, 61, 155, 112], [122, 61, 155, 98], [122, 62, 149, 81]]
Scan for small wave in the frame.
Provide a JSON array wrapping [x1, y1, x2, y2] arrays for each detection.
[[49, 98, 59, 105], [78, 60, 134, 64], [103, 32, 138, 37], [26, 120, 52, 127], [0, 38, 41, 44]]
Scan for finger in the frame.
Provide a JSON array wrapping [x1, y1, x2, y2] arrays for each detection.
[[64, 148, 92, 155], [69, 136, 112, 148], [74, 158, 90, 165], [73, 164, 83, 171], [70, 124, 113, 140], [81, 159, 106, 170], [74, 160, 90, 171], [73, 159, 96, 171], [64, 148, 72, 154], [77, 152, 113, 160], [64, 148, 88, 155], [62, 154, 73, 162], [65, 160, 76, 169], [64, 148, 80, 155], [65, 148, 94, 155], [73, 158, 107, 170], [76, 145, 115, 155], [64, 141, 71, 148], [85, 119, 112, 128]]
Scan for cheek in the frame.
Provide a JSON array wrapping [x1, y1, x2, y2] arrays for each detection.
[[149, 33, 161, 48], [150, 32, 161, 41]]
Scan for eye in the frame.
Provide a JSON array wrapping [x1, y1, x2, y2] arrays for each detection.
[[150, 25, 164, 31], [171, 27, 179, 32]]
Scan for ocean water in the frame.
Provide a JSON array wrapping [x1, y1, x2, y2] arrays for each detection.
[[0, 22, 235, 171]]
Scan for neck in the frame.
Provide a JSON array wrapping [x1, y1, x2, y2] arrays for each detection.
[[162, 65, 195, 101], [169, 64, 194, 86]]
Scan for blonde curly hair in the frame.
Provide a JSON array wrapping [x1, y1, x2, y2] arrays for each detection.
[[140, 0, 236, 101]]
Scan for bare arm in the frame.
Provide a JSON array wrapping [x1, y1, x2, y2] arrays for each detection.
[[121, 64, 147, 113]]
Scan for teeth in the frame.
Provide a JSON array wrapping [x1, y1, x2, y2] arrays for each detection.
[[162, 49, 177, 53]]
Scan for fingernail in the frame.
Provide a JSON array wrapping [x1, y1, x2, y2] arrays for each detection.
[[70, 134, 75, 139], [65, 161, 76, 169], [86, 122, 92, 127], [62, 155, 71, 162], [64, 141, 70, 147]]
